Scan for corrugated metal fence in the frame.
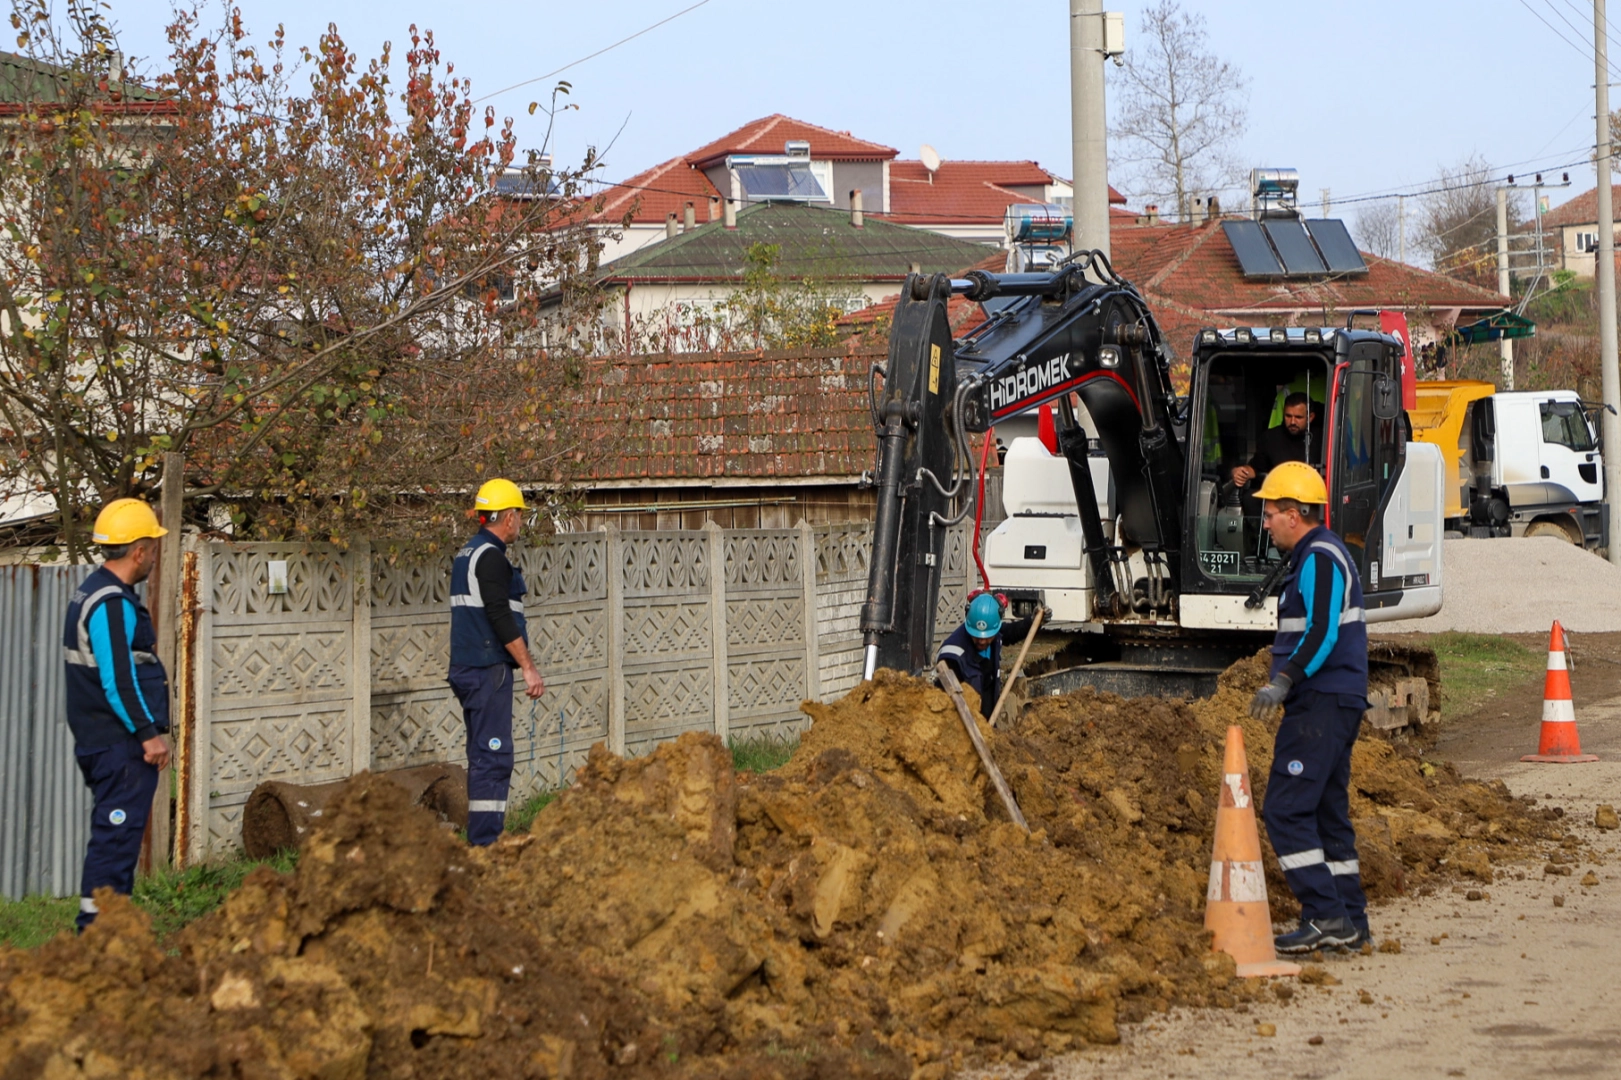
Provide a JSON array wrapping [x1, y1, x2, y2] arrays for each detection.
[[0, 564, 95, 899]]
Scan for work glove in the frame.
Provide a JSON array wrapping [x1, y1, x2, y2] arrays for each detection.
[[1039, 605, 1054, 623], [1248, 674, 1292, 720]]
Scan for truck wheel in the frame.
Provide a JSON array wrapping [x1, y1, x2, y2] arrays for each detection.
[[1525, 519, 1580, 544]]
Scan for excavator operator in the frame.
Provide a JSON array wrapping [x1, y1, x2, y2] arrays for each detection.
[[1230, 393, 1323, 488]]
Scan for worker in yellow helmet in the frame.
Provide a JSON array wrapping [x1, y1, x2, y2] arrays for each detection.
[[1248, 462, 1372, 955], [63, 498, 171, 930], [447, 479, 545, 844]]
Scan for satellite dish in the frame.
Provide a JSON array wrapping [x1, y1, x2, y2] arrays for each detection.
[[919, 144, 941, 174]]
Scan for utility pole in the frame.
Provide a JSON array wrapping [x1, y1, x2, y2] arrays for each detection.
[[1496, 186, 1514, 389], [1397, 194, 1406, 264], [1597, 0, 1621, 565], [1070, 0, 1111, 259]]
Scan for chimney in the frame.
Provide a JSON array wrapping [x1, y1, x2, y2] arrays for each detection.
[[1144, 204, 1159, 226], [683, 202, 695, 232], [1206, 195, 1220, 221], [724, 199, 737, 229], [850, 189, 864, 228], [108, 50, 124, 84], [666, 213, 678, 240], [708, 196, 721, 222]]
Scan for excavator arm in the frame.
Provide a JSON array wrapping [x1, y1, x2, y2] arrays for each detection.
[[860, 255, 1187, 678]]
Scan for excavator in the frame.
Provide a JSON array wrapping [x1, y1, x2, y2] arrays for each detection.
[[859, 254, 1443, 731]]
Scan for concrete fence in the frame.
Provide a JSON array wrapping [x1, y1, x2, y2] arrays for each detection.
[[175, 520, 973, 862]]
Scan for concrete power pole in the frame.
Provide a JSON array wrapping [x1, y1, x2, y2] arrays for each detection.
[[1597, 0, 1621, 564], [1497, 186, 1514, 389], [1070, 0, 1111, 259]]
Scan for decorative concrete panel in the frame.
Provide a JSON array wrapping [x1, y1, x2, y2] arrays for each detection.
[[371, 688, 465, 771], [211, 545, 350, 622], [211, 705, 352, 790]]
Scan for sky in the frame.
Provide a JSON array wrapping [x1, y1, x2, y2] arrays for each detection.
[[103, 0, 1613, 227]]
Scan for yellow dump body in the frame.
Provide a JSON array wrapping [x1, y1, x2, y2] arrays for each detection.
[[1410, 380, 1496, 518]]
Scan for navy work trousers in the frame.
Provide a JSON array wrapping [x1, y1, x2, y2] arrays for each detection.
[[449, 663, 515, 846], [75, 739, 159, 930], [1261, 689, 1369, 929]]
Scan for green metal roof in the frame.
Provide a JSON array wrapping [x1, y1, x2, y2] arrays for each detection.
[[599, 200, 997, 283], [0, 50, 167, 105], [1448, 309, 1536, 345]]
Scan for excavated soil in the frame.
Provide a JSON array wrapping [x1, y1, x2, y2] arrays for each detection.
[[0, 654, 1573, 1079]]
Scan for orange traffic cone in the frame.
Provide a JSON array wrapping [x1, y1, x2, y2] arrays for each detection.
[[1522, 621, 1599, 764], [1205, 725, 1300, 977]]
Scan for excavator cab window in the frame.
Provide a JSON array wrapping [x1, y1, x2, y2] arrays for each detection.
[[1191, 355, 1333, 582]]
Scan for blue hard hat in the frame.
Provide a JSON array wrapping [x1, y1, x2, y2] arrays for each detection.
[[966, 592, 1003, 638]]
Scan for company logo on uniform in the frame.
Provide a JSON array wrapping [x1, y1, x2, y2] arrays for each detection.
[[109, 809, 126, 825], [488, 737, 502, 751], [989, 357, 1070, 413], [1287, 760, 1304, 776]]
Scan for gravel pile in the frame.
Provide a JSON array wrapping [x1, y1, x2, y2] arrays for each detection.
[[1377, 537, 1621, 634]]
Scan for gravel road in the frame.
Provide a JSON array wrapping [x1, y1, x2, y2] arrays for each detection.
[[1378, 537, 1621, 634]]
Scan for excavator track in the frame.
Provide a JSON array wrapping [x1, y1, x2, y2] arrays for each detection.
[[1019, 629, 1440, 734]]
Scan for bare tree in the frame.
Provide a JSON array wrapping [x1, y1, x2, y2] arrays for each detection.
[[1110, 0, 1248, 222], [1354, 202, 1402, 260], [1416, 154, 1512, 286]]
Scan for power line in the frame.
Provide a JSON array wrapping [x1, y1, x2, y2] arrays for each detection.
[[1552, 0, 1621, 71], [1519, 0, 1621, 78], [471, 0, 714, 105]]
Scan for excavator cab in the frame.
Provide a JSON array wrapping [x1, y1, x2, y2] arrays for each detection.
[[1189, 347, 1332, 584]]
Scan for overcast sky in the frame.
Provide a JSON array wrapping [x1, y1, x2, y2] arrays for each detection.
[[106, 0, 1609, 225]]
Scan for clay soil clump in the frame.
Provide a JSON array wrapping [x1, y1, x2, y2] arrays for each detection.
[[0, 654, 1564, 1078]]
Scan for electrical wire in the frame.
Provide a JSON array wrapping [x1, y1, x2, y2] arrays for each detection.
[[1536, 0, 1621, 80], [471, 0, 715, 105]]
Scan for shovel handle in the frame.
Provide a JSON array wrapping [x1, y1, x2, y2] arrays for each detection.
[[986, 608, 1044, 730]]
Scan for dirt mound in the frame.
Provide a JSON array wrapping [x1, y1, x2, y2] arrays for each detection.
[[0, 655, 1569, 1078]]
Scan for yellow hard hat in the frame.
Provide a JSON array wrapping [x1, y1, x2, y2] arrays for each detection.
[[474, 478, 527, 512], [92, 498, 168, 545], [1254, 461, 1328, 505]]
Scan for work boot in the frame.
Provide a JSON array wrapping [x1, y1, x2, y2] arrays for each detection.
[[1344, 925, 1375, 952], [1274, 916, 1357, 954]]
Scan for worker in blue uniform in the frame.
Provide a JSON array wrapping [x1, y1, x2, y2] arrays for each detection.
[[936, 592, 1044, 718], [64, 498, 172, 931], [1247, 462, 1372, 953], [448, 479, 546, 845]]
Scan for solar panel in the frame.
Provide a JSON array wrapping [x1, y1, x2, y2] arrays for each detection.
[[734, 163, 826, 200], [1262, 219, 1327, 275], [1304, 219, 1368, 275], [1222, 220, 1283, 277]]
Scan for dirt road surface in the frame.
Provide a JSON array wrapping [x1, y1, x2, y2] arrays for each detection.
[[972, 647, 1621, 1080]]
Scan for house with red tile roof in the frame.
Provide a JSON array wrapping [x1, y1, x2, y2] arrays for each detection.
[[584, 113, 1130, 263], [1536, 185, 1621, 278]]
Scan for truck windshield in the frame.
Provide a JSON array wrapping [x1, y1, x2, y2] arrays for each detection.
[[1194, 354, 1333, 582], [1541, 402, 1595, 451]]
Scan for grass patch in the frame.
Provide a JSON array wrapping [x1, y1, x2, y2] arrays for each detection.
[[730, 736, 798, 774], [0, 894, 78, 950], [1428, 632, 1544, 720], [0, 849, 300, 950], [505, 790, 560, 833], [134, 849, 299, 942]]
